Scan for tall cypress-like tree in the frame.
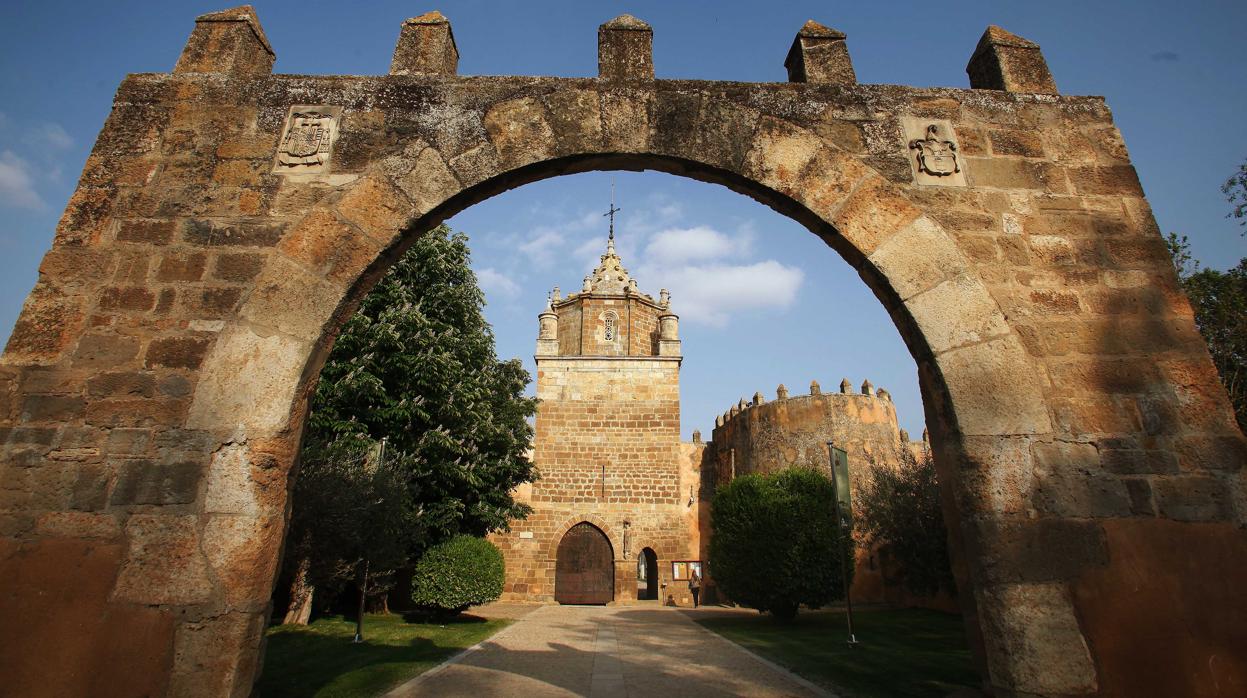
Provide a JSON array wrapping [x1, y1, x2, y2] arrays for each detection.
[[282, 224, 537, 622]]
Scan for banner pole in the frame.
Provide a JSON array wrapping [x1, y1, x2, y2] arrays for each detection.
[[829, 441, 859, 645]]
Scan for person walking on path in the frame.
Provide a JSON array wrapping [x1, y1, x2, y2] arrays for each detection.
[[689, 571, 701, 608]]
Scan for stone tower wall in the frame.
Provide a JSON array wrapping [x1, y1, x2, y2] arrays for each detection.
[[555, 295, 663, 357], [704, 383, 929, 605], [531, 358, 681, 505]]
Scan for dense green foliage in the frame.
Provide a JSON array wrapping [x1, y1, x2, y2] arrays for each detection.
[[258, 613, 510, 697], [857, 449, 956, 597], [307, 225, 537, 541], [410, 535, 505, 615], [283, 225, 537, 613], [708, 467, 852, 620], [285, 436, 414, 604], [696, 607, 977, 698], [1166, 234, 1247, 432], [1223, 158, 1247, 234]]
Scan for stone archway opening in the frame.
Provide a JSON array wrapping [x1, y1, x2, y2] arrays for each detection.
[[291, 149, 984, 660], [2, 8, 1243, 698], [638, 548, 659, 601], [555, 522, 615, 605]]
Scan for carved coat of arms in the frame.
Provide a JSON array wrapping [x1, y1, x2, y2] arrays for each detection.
[[909, 124, 960, 176], [277, 111, 335, 168]]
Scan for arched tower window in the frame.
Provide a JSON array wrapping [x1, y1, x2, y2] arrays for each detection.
[[603, 312, 618, 341]]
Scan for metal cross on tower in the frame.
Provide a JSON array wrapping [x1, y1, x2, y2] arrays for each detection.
[[603, 182, 621, 241]]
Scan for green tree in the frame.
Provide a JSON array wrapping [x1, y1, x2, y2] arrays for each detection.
[[1165, 234, 1246, 432], [857, 448, 955, 597], [284, 435, 413, 637], [1223, 157, 1247, 234], [708, 467, 852, 621], [282, 225, 537, 623]]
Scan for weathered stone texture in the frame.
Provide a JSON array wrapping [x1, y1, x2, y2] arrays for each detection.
[[0, 8, 1242, 698]]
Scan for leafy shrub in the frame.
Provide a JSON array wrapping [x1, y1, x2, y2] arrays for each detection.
[[410, 535, 505, 615], [857, 448, 955, 597], [708, 467, 853, 621]]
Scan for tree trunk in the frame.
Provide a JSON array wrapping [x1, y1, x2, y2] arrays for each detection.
[[353, 560, 369, 643], [282, 557, 315, 625]]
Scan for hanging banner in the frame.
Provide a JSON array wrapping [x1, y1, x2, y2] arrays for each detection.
[[830, 444, 852, 529]]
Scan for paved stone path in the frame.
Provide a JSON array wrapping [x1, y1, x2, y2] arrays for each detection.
[[386, 604, 831, 697]]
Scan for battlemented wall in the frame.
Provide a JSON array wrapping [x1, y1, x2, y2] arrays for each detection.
[[708, 379, 922, 486], [703, 378, 930, 605]]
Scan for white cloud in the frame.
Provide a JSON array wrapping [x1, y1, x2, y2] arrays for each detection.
[[476, 267, 520, 298], [644, 225, 752, 265], [33, 122, 72, 150], [639, 260, 803, 327], [518, 228, 565, 269], [0, 151, 44, 209]]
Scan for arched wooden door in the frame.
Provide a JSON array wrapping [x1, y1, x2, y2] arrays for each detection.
[[555, 523, 614, 604]]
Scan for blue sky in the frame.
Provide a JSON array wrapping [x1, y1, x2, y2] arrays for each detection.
[[1, 1, 1245, 440]]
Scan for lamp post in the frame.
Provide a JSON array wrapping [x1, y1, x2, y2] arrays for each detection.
[[828, 441, 859, 645]]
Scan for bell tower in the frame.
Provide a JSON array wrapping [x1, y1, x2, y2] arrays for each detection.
[[495, 202, 699, 605]]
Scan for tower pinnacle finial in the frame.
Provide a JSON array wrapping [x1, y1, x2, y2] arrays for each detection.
[[604, 181, 621, 244]]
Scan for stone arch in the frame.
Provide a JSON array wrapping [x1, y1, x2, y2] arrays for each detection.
[[544, 513, 620, 561], [2, 9, 1244, 697]]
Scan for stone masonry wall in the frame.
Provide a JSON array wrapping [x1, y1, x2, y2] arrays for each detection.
[[492, 355, 697, 604], [0, 8, 1243, 697], [531, 358, 681, 504], [705, 381, 928, 605]]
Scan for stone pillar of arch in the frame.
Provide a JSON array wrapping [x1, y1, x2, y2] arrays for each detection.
[[0, 7, 1243, 698]]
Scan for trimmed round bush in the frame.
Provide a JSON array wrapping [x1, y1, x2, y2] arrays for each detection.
[[410, 535, 505, 615], [708, 467, 853, 620]]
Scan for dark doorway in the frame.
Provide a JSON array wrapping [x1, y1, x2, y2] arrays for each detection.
[[555, 523, 614, 604], [637, 548, 658, 600]]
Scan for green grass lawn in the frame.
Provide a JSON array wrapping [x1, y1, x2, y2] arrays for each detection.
[[256, 613, 511, 698], [695, 606, 979, 698]]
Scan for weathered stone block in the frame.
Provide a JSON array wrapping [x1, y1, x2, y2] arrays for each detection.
[[98, 287, 156, 312], [784, 20, 855, 85], [20, 394, 85, 423], [1153, 475, 1233, 522], [170, 611, 266, 698], [145, 336, 212, 370], [187, 325, 310, 435], [86, 371, 156, 398], [85, 397, 189, 428], [392, 144, 463, 216], [156, 253, 208, 282], [174, 5, 274, 76], [544, 89, 604, 157], [281, 207, 386, 286], [211, 252, 265, 282], [977, 583, 1096, 694], [1031, 442, 1133, 518], [598, 15, 653, 81], [69, 463, 110, 510], [237, 256, 343, 342], [971, 518, 1109, 585], [183, 219, 285, 247], [483, 97, 556, 171], [831, 175, 923, 257], [903, 273, 1011, 354], [966, 26, 1058, 94], [113, 514, 214, 605], [35, 511, 120, 539], [109, 460, 203, 505], [390, 11, 458, 76], [203, 514, 282, 609]]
